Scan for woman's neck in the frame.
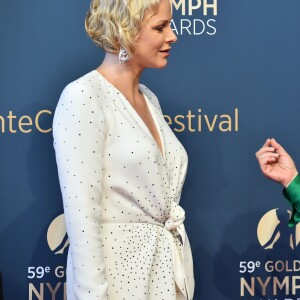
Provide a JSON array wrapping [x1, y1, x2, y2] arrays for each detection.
[[97, 53, 144, 105]]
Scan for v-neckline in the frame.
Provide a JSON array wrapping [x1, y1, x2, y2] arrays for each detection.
[[94, 70, 165, 160]]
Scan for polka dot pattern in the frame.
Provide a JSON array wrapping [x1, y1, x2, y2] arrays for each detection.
[[53, 70, 194, 299]]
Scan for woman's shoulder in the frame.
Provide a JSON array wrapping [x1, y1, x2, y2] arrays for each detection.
[[57, 70, 112, 109], [54, 70, 112, 121], [61, 70, 104, 97], [53, 71, 111, 133]]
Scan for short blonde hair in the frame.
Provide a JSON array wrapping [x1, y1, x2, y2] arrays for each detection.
[[85, 0, 160, 57]]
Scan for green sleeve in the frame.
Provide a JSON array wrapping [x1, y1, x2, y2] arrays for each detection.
[[283, 174, 300, 227]]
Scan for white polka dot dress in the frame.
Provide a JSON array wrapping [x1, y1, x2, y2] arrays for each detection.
[[53, 70, 195, 300]]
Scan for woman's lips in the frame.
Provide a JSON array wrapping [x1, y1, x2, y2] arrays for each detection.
[[159, 48, 171, 56]]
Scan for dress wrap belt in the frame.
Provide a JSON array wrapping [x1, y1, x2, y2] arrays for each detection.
[[103, 202, 194, 299], [163, 202, 193, 300]]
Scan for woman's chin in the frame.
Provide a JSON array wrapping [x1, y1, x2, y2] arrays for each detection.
[[155, 59, 169, 69]]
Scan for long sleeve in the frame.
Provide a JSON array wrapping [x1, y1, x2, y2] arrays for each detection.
[[283, 174, 300, 227], [53, 81, 109, 299]]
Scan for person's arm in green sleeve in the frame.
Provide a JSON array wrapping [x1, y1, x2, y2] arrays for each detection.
[[283, 174, 300, 227]]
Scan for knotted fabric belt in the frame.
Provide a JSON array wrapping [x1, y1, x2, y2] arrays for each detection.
[[102, 203, 195, 299], [163, 202, 194, 300]]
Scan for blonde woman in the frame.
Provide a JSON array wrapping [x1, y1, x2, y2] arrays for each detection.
[[53, 0, 195, 299]]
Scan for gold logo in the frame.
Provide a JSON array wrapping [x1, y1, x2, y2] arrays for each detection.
[[47, 214, 69, 254], [257, 208, 300, 250]]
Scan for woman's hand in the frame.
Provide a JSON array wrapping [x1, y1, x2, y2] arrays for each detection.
[[255, 138, 298, 188]]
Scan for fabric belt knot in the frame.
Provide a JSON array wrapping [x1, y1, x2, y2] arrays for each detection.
[[163, 202, 194, 299], [164, 202, 186, 244]]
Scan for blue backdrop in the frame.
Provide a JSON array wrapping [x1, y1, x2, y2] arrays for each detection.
[[1, 0, 300, 299]]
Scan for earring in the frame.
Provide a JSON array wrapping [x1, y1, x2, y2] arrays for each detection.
[[119, 47, 129, 64]]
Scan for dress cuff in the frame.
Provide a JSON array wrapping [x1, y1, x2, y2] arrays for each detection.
[[283, 174, 300, 227]]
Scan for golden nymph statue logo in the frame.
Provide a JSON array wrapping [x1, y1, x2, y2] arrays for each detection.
[[47, 214, 69, 255], [28, 214, 68, 298], [257, 208, 300, 250], [239, 209, 300, 298]]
